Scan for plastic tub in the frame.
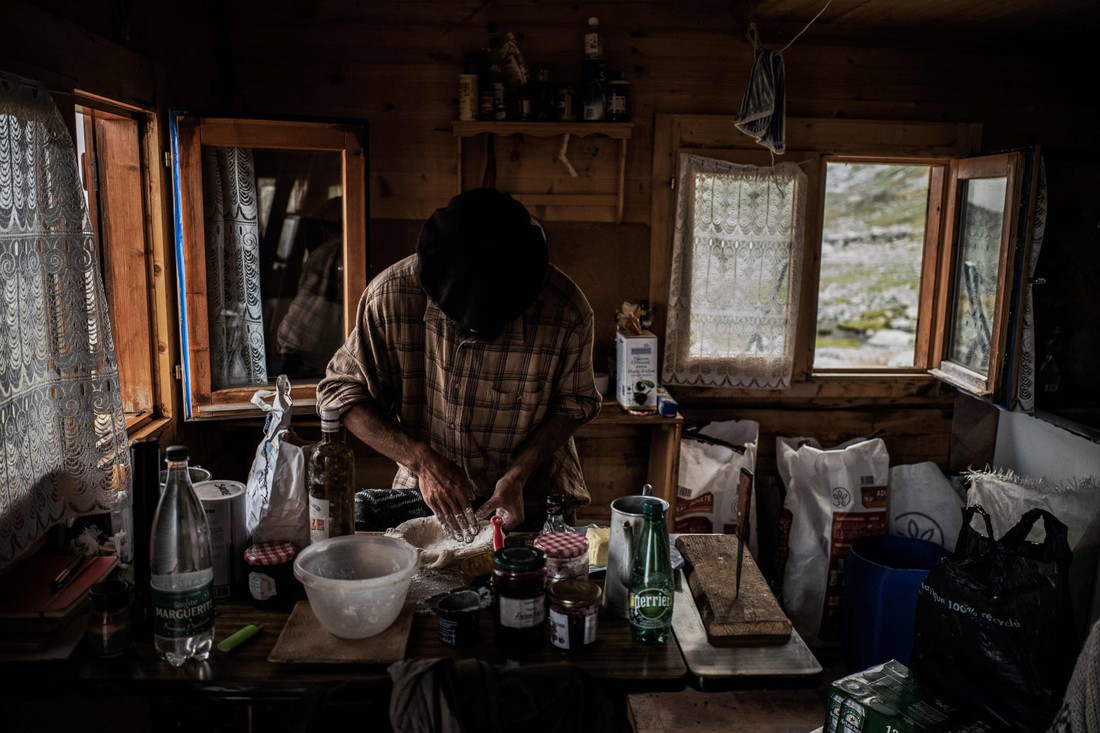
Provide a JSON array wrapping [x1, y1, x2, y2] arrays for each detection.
[[293, 535, 418, 639], [841, 534, 951, 672]]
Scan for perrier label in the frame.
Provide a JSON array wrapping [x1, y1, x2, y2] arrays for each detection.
[[630, 588, 672, 628]]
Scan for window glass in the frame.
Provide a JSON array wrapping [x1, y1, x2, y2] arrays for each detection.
[[814, 162, 931, 368]]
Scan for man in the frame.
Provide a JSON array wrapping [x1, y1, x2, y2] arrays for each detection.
[[316, 188, 601, 537]]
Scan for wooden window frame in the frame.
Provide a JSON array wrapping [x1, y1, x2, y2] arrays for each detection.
[[74, 93, 174, 438], [650, 115, 982, 402], [171, 114, 368, 420]]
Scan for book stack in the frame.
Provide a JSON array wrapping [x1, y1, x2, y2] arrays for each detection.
[[0, 553, 119, 657]]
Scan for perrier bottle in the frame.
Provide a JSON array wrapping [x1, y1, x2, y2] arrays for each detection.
[[628, 499, 674, 643]]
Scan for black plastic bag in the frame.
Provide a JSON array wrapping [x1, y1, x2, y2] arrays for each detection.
[[910, 506, 1078, 732]]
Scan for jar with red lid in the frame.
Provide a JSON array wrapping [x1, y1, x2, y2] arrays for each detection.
[[243, 541, 301, 610], [533, 531, 589, 584], [492, 546, 546, 656]]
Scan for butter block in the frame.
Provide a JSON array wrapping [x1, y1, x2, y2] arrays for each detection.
[[586, 527, 611, 566]]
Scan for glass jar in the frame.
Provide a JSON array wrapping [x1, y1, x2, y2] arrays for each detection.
[[548, 579, 601, 652], [492, 546, 546, 655], [533, 531, 589, 584], [243, 541, 300, 610], [87, 580, 132, 658]]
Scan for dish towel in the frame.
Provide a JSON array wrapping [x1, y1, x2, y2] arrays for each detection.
[[733, 48, 786, 155]]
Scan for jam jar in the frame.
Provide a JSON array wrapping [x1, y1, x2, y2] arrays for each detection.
[[492, 546, 546, 655], [548, 579, 602, 652], [533, 531, 589, 584], [243, 541, 300, 610]]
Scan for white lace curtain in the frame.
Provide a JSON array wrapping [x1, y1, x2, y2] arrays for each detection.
[[663, 154, 807, 389], [202, 146, 268, 389], [0, 72, 130, 570]]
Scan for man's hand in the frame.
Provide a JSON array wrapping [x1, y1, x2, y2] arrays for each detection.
[[476, 474, 526, 531], [415, 450, 479, 541]]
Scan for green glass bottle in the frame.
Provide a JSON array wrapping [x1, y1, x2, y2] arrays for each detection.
[[628, 499, 674, 643]]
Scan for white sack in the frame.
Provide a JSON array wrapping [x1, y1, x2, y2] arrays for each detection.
[[245, 375, 311, 548], [778, 436, 890, 645], [888, 462, 966, 549]]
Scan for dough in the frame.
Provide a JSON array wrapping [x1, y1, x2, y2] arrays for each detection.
[[386, 516, 494, 570]]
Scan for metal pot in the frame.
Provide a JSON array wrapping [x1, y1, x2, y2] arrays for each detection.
[[604, 494, 669, 618]]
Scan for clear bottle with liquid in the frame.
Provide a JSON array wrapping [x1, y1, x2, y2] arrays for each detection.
[[541, 493, 567, 534], [150, 445, 215, 666], [628, 500, 674, 643], [308, 408, 356, 541]]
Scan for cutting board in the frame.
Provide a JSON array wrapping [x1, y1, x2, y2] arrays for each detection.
[[268, 601, 414, 664], [676, 534, 792, 647]]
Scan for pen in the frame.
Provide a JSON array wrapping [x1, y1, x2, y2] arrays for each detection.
[[217, 624, 263, 653], [50, 555, 88, 593]]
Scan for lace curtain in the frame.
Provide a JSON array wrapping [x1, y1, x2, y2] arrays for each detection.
[[663, 154, 806, 389], [0, 72, 130, 570], [202, 146, 268, 389]]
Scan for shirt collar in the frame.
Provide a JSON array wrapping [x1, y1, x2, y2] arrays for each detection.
[[422, 300, 526, 343]]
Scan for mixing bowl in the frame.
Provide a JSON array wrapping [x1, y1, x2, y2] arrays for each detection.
[[293, 534, 419, 639]]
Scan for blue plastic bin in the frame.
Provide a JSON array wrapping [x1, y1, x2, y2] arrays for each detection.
[[841, 534, 951, 672]]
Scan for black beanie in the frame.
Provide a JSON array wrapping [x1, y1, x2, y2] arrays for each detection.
[[416, 188, 549, 338]]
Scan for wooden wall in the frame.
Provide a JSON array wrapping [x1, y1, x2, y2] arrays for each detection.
[[6, 1, 1097, 541]]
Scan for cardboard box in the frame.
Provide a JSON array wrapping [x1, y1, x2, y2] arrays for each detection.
[[656, 386, 678, 417], [616, 328, 658, 412], [825, 660, 994, 733]]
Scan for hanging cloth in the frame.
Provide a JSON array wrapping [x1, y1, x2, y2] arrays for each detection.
[[0, 71, 131, 571], [733, 48, 786, 155]]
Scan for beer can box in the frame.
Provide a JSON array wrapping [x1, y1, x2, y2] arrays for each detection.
[[616, 328, 658, 413], [193, 480, 248, 601], [825, 660, 994, 733]]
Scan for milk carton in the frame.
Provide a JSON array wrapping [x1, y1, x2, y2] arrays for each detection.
[[615, 328, 658, 412]]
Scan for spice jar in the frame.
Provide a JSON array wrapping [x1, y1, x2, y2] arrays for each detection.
[[243, 541, 300, 610], [533, 531, 589, 584], [492, 546, 546, 655], [548, 579, 601, 652], [87, 580, 131, 658]]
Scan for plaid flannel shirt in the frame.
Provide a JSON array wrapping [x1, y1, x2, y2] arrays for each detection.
[[317, 255, 601, 505]]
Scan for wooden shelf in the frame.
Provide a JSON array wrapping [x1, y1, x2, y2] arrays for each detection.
[[453, 121, 633, 223]]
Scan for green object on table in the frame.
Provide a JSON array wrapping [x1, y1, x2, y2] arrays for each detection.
[[217, 624, 262, 653]]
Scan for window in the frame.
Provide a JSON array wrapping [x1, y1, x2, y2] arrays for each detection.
[[814, 160, 941, 370], [650, 115, 983, 398], [663, 154, 807, 389], [170, 114, 369, 419], [74, 98, 171, 433]]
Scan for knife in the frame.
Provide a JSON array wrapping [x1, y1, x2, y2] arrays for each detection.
[[734, 468, 753, 599]]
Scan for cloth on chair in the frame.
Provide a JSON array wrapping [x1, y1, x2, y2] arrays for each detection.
[[1048, 618, 1100, 733]]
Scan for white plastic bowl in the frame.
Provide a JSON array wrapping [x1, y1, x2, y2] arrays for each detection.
[[293, 534, 419, 639]]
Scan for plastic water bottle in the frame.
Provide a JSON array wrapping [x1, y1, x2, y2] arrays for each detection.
[[150, 445, 215, 666]]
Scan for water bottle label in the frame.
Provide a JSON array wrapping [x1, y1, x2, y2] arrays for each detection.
[[629, 587, 672, 629], [152, 584, 214, 639]]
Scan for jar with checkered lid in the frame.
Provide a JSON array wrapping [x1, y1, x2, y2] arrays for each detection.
[[533, 530, 589, 584], [243, 540, 299, 610]]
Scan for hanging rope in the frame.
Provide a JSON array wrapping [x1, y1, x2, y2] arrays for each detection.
[[779, 0, 834, 54]]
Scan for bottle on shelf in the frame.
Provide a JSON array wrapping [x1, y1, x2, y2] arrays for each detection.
[[607, 70, 630, 122], [627, 500, 674, 644], [486, 37, 507, 121], [150, 445, 215, 666], [582, 17, 607, 121], [500, 31, 530, 119], [308, 408, 356, 542]]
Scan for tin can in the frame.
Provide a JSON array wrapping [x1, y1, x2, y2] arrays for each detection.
[[431, 588, 482, 647], [548, 579, 601, 652], [193, 480, 247, 601], [458, 74, 479, 121]]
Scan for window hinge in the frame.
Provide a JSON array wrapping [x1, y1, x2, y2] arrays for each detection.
[[670, 176, 676, 190], [174, 364, 182, 380], [164, 151, 172, 168]]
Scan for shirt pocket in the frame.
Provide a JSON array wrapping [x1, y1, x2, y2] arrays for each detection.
[[489, 377, 545, 412]]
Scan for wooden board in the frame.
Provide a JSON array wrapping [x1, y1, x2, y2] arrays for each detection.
[[268, 600, 413, 664], [676, 534, 792, 646]]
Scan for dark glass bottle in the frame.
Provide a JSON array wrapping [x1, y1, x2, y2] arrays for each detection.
[[628, 500, 674, 643], [308, 409, 355, 542]]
